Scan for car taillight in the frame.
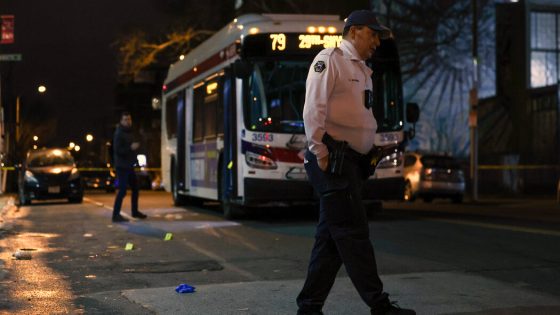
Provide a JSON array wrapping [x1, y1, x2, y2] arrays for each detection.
[[421, 168, 433, 180]]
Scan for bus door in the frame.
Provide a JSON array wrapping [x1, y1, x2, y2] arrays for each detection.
[[176, 90, 187, 193], [189, 78, 223, 199], [220, 71, 237, 202]]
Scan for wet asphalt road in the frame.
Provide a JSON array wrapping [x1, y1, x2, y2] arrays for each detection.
[[0, 190, 559, 314]]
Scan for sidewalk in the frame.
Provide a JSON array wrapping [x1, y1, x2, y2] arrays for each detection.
[[0, 194, 16, 238], [121, 271, 560, 315]]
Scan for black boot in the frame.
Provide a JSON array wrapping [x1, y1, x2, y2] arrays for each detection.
[[132, 211, 147, 219], [371, 298, 415, 315], [112, 214, 129, 222]]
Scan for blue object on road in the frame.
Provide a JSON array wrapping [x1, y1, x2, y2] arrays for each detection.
[[175, 283, 196, 293]]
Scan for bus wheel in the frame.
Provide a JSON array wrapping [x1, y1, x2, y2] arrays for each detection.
[[222, 201, 241, 220], [171, 161, 186, 206]]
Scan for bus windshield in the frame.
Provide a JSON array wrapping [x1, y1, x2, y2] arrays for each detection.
[[369, 38, 404, 133], [372, 65, 404, 132], [244, 60, 309, 134]]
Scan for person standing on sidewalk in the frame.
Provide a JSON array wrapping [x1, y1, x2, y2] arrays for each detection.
[[111, 112, 147, 222], [297, 10, 415, 315]]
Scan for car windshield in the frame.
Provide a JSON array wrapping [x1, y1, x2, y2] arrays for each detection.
[[244, 60, 309, 133], [421, 156, 461, 169], [28, 150, 74, 167]]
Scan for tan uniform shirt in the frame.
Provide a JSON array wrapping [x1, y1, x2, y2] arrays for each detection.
[[303, 39, 378, 159]]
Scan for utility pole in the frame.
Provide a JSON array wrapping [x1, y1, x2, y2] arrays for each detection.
[[469, 0, 479, 201]]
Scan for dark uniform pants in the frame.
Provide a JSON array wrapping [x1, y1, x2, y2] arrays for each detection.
[[112, 167, 139, 217], [297, 150, 387, 312]]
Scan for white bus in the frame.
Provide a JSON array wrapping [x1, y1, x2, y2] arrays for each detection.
[[161, 13, 418, 218]]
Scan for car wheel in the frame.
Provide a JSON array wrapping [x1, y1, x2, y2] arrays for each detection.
[[366, 200, 383, 219], [19, 191, 30, 206], [452, 195, 463, 204], [68, 196, 83, 203], [403, 181, 415, 202]]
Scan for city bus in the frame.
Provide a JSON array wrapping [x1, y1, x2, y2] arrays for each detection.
[[161, 13, 418, 218]]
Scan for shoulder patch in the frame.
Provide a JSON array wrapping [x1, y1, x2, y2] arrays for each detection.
[[314, 61, 326, 73]]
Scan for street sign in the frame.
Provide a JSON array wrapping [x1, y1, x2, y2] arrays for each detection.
[[0, 54, 21, 61], [1, 15, 14, 44]]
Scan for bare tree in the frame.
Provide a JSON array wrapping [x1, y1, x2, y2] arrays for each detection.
[[115, 28, 213, 81]]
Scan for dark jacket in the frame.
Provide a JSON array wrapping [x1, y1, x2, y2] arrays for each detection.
[[113, 124, 138, 169]]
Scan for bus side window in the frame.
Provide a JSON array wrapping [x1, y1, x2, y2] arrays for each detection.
[[204, 81, 218, 140], [193, 83, 205, 142], [216, 77, 224, 137], [166, 93, 179, 139]]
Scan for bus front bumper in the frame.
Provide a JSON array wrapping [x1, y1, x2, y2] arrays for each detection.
[[243, 176, 405, 204], [243, 178, 315, 204]]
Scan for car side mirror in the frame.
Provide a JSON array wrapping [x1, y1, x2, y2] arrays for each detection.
[[406, 102, 420, 123], [232, 60, 252, 79]]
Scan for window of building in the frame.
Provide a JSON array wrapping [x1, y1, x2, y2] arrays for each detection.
[[530, 11, 560, 88]]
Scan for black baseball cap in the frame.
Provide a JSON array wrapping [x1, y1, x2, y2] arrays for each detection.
[[344, 10, 391, 39]]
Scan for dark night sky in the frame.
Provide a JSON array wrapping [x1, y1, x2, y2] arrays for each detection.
[[0, 0, 170, 148]]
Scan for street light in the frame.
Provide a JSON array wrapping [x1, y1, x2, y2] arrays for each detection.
[[32, 135, 38, 142], [74, 145, 81, 152], [68, 142, 75, 150], [38, 85, 46, 93], [86, 134, 94, 142]]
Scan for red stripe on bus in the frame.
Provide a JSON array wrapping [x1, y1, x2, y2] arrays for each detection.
[[165, 43, 238, 93], [270, 147, 305, 163]]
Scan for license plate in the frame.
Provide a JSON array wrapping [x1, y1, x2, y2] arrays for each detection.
[[48, 186, 60, 193]]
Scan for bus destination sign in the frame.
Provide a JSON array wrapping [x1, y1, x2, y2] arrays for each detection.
[[242, 33, 343, 58]]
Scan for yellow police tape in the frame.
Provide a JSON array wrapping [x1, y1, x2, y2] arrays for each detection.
[[0, 165, 557, 171], [0, 167, 162, 172], [478, 165, 560, 170]]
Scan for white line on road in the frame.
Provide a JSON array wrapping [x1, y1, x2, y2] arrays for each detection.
[[429, 218, 560, 237]]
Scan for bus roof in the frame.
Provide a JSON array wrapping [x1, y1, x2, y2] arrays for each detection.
[[164, 13, 344, 88]]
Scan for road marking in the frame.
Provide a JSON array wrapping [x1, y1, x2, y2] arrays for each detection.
[[183, 239, 258, 281], [429, 218, 560, 237]]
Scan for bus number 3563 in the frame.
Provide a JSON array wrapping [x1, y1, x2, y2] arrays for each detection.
[[252, 133, 274, 142]]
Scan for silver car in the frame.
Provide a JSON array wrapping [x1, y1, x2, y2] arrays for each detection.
[[403, 152, 465, 203]]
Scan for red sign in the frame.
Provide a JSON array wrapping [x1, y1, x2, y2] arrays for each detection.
[[1, 15, 14, 44]]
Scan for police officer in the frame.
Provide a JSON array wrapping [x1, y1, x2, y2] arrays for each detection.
[[297, 10, 415, 315]]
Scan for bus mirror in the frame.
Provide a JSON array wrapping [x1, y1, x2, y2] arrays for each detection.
[[406, 102, 419, 123], [233, 60, 252, 79]]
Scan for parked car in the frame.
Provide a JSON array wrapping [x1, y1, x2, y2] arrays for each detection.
[[403, 152, 465, 203], [18, 148, 83, 205], [79, 161, 116, 192]]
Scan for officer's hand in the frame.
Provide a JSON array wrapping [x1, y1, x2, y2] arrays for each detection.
[[317, 155, 329, 171]]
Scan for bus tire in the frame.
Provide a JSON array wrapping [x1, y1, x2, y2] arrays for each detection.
[[171, 159, 186, 206], [223, 200, 243, 220]]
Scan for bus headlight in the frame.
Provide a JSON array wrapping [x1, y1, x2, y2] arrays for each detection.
[[245, 151, 277, 169], [376, 153, 402, 169]]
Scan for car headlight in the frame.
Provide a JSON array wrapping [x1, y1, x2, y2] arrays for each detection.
[[68, 167, 80, 181], [24, 170, 39, 184]]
